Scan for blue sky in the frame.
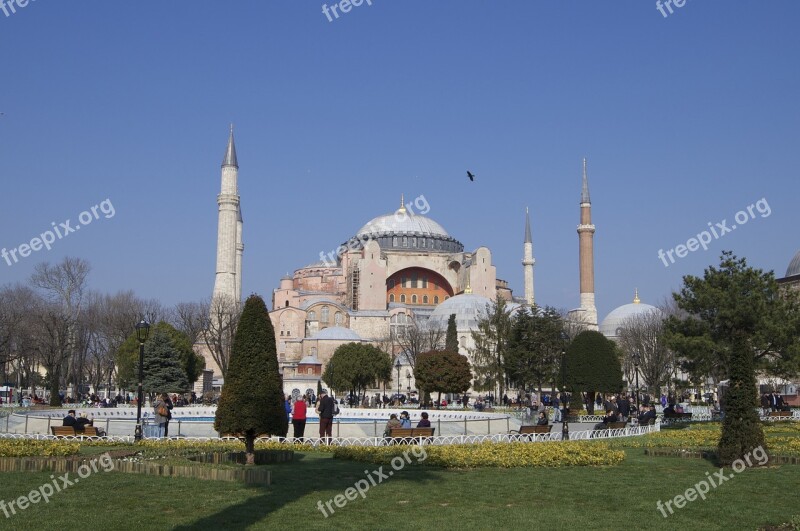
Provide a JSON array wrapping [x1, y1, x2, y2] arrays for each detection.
[[1, 0, 798, 320]]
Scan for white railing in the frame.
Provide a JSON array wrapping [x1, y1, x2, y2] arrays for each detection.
[[0, 422, 660, 447]]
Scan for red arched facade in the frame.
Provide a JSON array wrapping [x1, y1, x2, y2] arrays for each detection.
[[386, 267, 453, 306]]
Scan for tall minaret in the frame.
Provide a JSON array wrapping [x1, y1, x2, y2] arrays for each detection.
[[235, 205, 243, 303], [212, 125, 241, 304], [577, 158, 598, 329], [522, 207, 535, 306]]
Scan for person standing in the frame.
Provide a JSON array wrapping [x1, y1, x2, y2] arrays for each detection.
[[292, 395, 308, 443], [316, 389, 335, 444], [153, 393, 171, 438]]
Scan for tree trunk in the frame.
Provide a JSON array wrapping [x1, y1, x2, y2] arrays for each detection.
[[48, 367, 62, 406], [245, 431, 255, 466]]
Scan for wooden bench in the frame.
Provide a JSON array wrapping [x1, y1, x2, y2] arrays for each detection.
[[768, 411, 792, 418], [388, 427, 435, 444], [608, 421, 628, 429], [51, 425, 101, 437], [663, 412, 692, 420], [511, 424, 553, 435]]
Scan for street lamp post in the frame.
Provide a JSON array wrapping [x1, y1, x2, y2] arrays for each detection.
[[633, 352, 641, 414], [560, 331, 569, 441], [395, 358, 401, 403], [134, 320, 150, 441], [406, 369, 411, 394]]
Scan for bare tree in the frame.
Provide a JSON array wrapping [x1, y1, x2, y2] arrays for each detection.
[[393, 316, 445, 368], [202, 295, 241, 378], [172, 301, 209, 345], [617, 309, 673, 396], [30, 258, 90, 405]]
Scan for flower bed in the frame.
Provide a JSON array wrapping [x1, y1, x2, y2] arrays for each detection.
[[0, 439, 79, 457], [332, 441, 624, 469]]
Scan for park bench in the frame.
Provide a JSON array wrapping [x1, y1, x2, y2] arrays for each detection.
[[663, 412, 693, 421], [767, 411, 792, 418], [388, 427, 435, 444], [51, 425, 101, 437], [608, 421, 627, 429], [510, 424, 553, 440]]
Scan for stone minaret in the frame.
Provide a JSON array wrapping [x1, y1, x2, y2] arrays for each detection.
[[212, 125, 241, 304], [235, 205, 243, 303], [577, 158, 598, 329], [522, 207, 535, 306]]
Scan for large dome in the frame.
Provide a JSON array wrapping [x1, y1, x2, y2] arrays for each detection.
[[357, 208, 451, 239], [428, 293, 492, 330], [600, 294, 663, 339], [786, 250, 800, 277]]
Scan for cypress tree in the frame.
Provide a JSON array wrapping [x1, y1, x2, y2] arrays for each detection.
[[215, 294, 287, 464], [445, 314, 458, 352], [564, 330, 623, 414]]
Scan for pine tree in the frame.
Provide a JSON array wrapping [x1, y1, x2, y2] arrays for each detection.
[[564, 330, 623, 414], [139, 328, 190, 394], [214, 294, 287, 464]]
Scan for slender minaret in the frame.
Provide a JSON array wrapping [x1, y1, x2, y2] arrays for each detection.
[[522, 207, 535, 306], [577, 158, 598, 329], [235, 205, 243, 303], [212, 125, 241, 304]]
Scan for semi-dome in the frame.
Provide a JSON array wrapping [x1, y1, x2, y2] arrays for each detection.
[[311, 326, 363, 341], [600, 291, 663, 339], [786, 250, 800, 277], [428, 293, 492, 330]]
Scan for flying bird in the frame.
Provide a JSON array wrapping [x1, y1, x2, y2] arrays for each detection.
[[467, 171, 475, 182]]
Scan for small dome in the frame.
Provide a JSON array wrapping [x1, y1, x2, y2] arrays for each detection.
[[311, 326, 362, 341], [298, 354, 322, 365], [600, 296, 663, 339], [786, 250, 800, 277], [428, 293, 492, 330]]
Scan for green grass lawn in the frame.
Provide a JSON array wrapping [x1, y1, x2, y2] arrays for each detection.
[[0, 447, 797, 530]]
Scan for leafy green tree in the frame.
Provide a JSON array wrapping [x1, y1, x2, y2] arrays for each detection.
[[445, 314, 458, 352], [117, 322, 204, 389], [470, 296, 512, 395], [215, 295, 287, 464], [322, 343, 391, 400], [665, 252, 793, 464], [138, 328, 190, 394], [414, 350, 472, 406], [564, 330, 623, 414], [504, 305, 564, 396]]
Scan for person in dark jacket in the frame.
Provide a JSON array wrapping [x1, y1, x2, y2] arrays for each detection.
[[416, 411, 431, 428], [316, 390, 336, 444]]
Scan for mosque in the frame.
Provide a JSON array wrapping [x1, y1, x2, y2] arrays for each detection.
[[202, 128, 800, 400]]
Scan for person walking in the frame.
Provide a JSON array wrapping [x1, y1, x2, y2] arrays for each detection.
[[316, 389, 335, 444], [292, 394, 308, 443], [153, 393, 171, 438]]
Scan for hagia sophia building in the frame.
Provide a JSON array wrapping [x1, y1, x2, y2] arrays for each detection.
[[200, 128, 800, 399]]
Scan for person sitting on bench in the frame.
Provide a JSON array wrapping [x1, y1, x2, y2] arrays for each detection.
[[638, 404, 657, 425], [536, 411, 549, 426], [63, 410, 92, 430], [416, 412, 431, 428], [593, 409, 618, 430]]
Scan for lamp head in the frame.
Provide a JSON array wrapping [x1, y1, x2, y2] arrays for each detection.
[[135, 320, 151, 343]]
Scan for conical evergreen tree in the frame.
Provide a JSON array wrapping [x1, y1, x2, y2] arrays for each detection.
[[215, 294, 287, 464], [445, 314, 458, 352], [139, 328, 190, 394]]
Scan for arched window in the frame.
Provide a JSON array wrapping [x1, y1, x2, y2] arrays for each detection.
[[311, 347, 317, 356], [411, 272, 418, 288], [411, 237, 416, 247], [286, 330, 290, 336], [423, 295, 428, 304], [422, 277, 428, 288], [420, 238, 426, 248], [280, 331, 284, 336], [389, 294, 395, 302], [308, 311, 316, 321], [400, 294, 406, 303], [335, 312, 343, 326], [412, 295, 417, 304], [321, 306, 329, 323], [434, 296, 439, 304], [393, 236, 398, 246], [402, 236, 408, 247], [387, 279, 395, 289], [285, 300, 289, 307], [307, 368, 313, 375], [460, 336, 467, 347]]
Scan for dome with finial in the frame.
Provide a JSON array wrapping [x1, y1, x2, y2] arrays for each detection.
[[600, 289, 662, 339], [350, 196, 464, 253]]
